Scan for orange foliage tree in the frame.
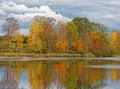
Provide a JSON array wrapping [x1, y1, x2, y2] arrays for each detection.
[[53, 21, 67, 52], [54, 40, 67, 52], [91, 31, 101, 50], [72, 38, 83, 51]]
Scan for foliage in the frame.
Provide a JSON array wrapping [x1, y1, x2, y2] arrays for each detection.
[[72, 38, 83, 52], [14, 31, 24, 51], [66, 21, 78, 52], [0, 16, 120, 57], [110, 31, 118, 50], [54, 40, 67, 52]]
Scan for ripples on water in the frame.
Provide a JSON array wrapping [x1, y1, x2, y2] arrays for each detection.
[[0, 58, 120, 89]]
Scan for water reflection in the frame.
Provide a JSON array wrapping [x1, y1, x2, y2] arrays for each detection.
[[0, 59, 120, 89], [0, 62, 20, 89]]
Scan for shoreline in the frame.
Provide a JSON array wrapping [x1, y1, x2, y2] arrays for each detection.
[[0, 52, 119, 58], [0, 56, 120, 62], [0, 52, 95, 58]]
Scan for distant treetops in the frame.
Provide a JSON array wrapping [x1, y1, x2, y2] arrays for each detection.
[[0, 16, 120, 56]]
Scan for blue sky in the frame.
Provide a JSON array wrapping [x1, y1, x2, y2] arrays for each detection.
[[0, 0, 120, 35]]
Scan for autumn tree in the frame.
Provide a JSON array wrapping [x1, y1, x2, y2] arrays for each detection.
[[72, 17, 92, 53], [2, 17, 19, 46], [72, 38, 83, 52], [91, 30, 101, 50], [90, 29, 112, 56], [115, 30, 120, 50], [54, 40, 67, 52], [28, 16, 57, 52], [91, 22, 108, 33], [73, 17, 108, 53], [66, 21, 78, 52], [27, 32, 34, 49], [35, 16, 57, 52], [14, 31, 24, 51], [53, 21, 67, 52], [73, 17, 91, 36], [91, 22, 109, 49], [110, 31, 118, 50], [27, 17, 43, 52], [56, 21, 67, 40]]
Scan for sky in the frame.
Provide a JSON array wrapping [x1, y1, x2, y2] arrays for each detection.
[[0, 0, 120, 35]]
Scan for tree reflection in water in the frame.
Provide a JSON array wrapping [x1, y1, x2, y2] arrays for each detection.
[[0, 59, 119, 89], [0, 61, 22, 89], [27, 60, 108, 89]]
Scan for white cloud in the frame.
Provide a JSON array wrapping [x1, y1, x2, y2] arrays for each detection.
[[98, 0, 120, 6], [0, 10, 4, 15], [0, 1, 71, 22], [8, 5, 71, 22], [104, 14, 116, 19], [1, 1, 46, 13], [0, 0, 120, 33], [0, 1, 71, 35]]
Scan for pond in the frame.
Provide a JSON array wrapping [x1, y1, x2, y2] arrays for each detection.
[[0, 58, 120, 89]]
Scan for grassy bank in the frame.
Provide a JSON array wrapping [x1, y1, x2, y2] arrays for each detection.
[[0, 53, 95, 58], [112, 54, 120, 57]]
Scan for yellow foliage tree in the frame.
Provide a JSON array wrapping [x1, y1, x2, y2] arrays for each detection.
[[15, 31, 23, 50], [34, 40, 43, 52], [110, 31, 118, 49], [27, 32, 34, 48], [27, 18, 43, 51]]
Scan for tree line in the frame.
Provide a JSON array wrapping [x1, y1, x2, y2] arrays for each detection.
[[0, 16, 120, 57]]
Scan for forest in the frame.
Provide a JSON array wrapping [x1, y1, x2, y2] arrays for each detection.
[[0, 16, 120, 57]]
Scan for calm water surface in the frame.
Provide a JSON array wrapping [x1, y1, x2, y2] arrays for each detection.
[[0, 58, 120, 89]]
